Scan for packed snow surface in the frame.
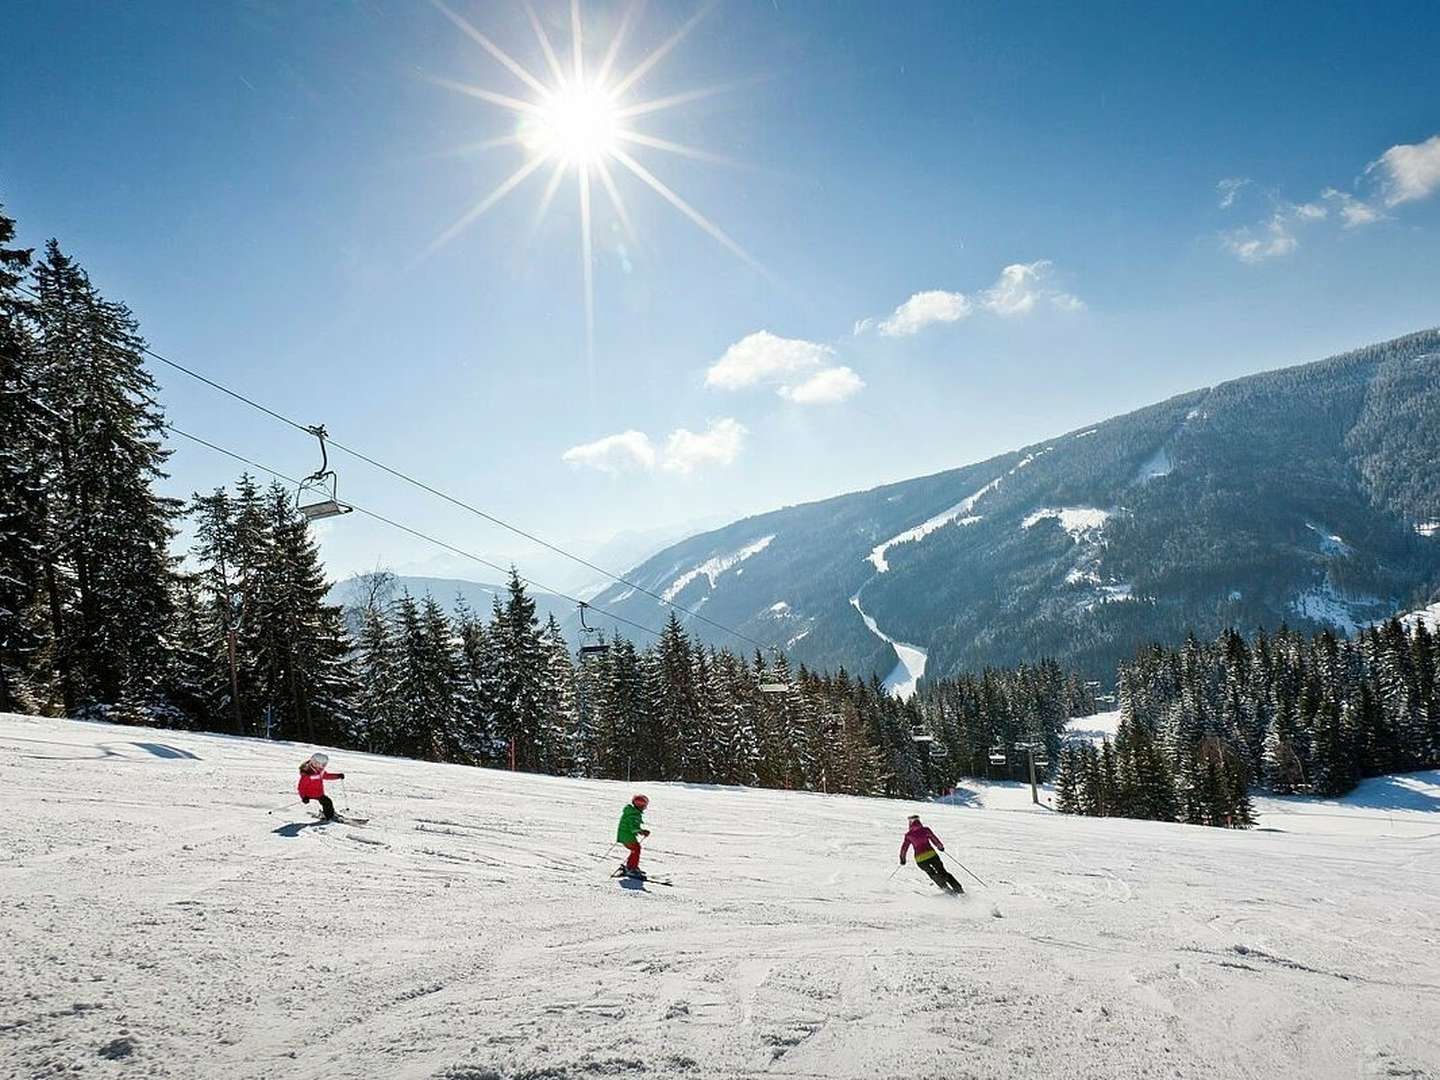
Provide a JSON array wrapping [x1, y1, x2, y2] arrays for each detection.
[[4, 714, 1440, 1080], [1022, 506, 1111, 539], [866, 480, 994, 572], [1064, 709, 1123, 745], [1404, 602, 1440, 631], [1289, 580, 1386, 636], [660, 535, 773, 602], [849, 594, 927, 699]]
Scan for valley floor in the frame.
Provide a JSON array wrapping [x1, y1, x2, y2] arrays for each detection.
[[3, 713, 1439, 1080]]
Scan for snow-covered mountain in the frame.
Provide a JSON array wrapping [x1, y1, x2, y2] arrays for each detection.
[[4, 712, 1438, 1079], [591, 329, 1440, 689]]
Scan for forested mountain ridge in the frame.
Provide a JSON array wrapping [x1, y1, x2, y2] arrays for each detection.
[[589, 329, 1440, 687]]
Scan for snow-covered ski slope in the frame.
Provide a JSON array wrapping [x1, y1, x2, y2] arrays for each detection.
[[3, 714, 1439, 1080]]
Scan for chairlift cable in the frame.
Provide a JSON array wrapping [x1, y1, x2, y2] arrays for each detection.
[[164, 424, 666, 642], [52, 298, 781, 653]]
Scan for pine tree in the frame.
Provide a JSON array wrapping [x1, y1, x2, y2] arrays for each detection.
[[538, 613, 578, 775], [1054, 747, 1081, 814], [354, 604, 396, 753], [32, 241, 180, 716], [0, 205, 48, 713], [492, 570, 546, 771]]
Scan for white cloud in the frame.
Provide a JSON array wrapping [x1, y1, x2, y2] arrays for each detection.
[[1322, 187, 1382, 228], [1371, 133, 1440, 207], [778, 366, 865, 405], [1218, 133, 1438, 261], [874, 290, 972, 337], [981, 260, 1085, 316], [705, 331, 833, 390], [862, 263, 1082, 337], [563, 419, 747, 475], [1221, 202, 1326, 263], [561, 430, 657, 474], [661, 418, 747, 474], [1217, 177, 1251, 209]]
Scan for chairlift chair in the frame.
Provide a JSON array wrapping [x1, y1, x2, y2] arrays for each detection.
[[296, 425, 353, 522], [577, 602, 610, 659]]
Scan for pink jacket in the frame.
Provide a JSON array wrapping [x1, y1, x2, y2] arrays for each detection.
[[900, 823, 943, 863]]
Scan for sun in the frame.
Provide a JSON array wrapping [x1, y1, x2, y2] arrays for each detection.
[[425, 0, 762, 365], [528, 84, 622, 165]]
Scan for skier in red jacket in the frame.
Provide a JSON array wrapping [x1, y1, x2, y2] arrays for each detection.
[[900, 814, 964, 894], [297, 753, 344, 821]]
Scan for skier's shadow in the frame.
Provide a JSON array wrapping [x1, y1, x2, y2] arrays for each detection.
[[271, 820, 326, 839], [616, 876, 648, 891]]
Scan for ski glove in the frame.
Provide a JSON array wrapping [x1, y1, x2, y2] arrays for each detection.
[[639, 829, 650, 837], [334, 773, 345, 779]]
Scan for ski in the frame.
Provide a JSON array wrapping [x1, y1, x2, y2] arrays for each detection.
[[610, 867, 674, 887]]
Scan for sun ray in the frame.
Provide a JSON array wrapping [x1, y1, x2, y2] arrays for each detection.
[[570, 0, 585, 85], [523, 1, 570, 88], [616, 82, 740, 119], [611, 147, 767, 276], [593, 0, 643, 87], [528, 158, 569, 242], [427, 152, 551, 255], [614, 128, 737, 166], [594, 155, 639, 251], [578, 161, 596, 368], [424, 74, 544, 116], [423, 133, 527, 161], [608, 1, 714, 100], [429, 0, 548, 97]]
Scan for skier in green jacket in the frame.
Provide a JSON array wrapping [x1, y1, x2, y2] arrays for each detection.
[[616, 794, 650, 878]]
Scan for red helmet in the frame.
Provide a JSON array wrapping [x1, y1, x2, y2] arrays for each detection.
[[632, 794, 649, 809]]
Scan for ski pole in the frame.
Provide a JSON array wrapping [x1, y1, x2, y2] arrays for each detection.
[[266, 800, 302, 815], [887, 863, 903, 881], [937, 851, 988, 888]]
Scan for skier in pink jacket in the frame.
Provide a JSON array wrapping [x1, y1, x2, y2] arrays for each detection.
[[900, 814, 964, 894]]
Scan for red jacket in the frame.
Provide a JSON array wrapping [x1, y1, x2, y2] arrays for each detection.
[[900, 823, 943, 863], [297, 768, 341, 799]]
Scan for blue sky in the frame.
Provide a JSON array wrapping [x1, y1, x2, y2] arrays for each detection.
[[4, 0, 1438, 588]]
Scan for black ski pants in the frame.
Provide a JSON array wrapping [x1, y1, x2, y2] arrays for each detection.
[[302, 795, 336, 820], [918, 855, 963, 893]]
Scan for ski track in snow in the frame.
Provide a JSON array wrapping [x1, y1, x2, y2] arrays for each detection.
[[3, 713, 1440, 1080]]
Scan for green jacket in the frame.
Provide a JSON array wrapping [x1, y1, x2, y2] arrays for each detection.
[[617, 803, 645, 844]]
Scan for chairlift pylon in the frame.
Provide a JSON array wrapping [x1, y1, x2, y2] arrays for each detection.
[[296, 425, 353, 522]]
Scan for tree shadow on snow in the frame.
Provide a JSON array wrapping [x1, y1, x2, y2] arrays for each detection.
[[129, 742, 200, 760]]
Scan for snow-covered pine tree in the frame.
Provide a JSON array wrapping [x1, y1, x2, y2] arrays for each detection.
[[537, 613, 577, 776], [1053, 747, 1081, 814], [492, 569, 547, 771], [596, 635, 644, 781], [255, 482, 355, 746], [454, 596, 501, 766], [0, 206, 47, 713], [354, 602, 397, 754], [32, 241, 179, 718]]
